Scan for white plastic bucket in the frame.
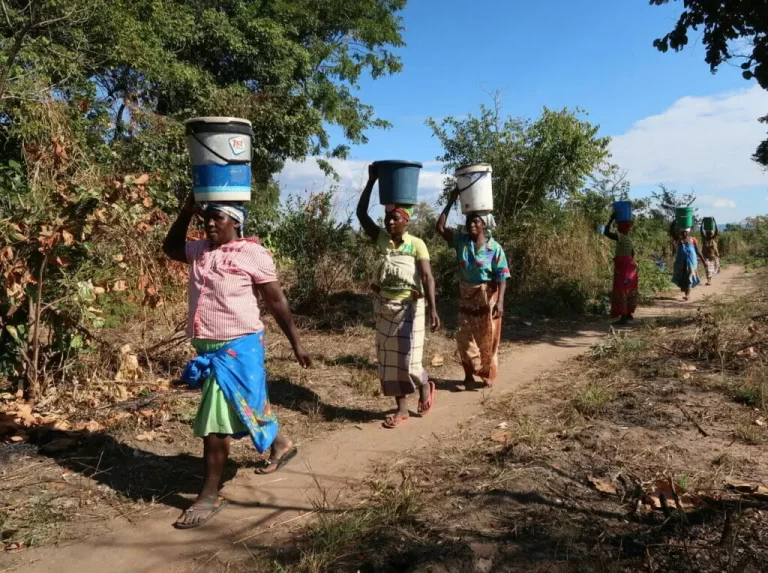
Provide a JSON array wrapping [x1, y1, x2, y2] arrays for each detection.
[[185, 117, 253, 202], [455, 163, 493, 214]]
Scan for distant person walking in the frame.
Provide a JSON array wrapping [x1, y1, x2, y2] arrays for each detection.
[[163, 195, 311, 529], [436, 187, 510, 389], [670, 223, 705, 301], [602, 213, 639, 325], [356, 164, 440, 428], [700, 224, 720, 285]]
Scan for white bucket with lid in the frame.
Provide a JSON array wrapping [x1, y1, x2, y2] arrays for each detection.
[[185, 117, 253, 202], [455, 163, 493, 214]]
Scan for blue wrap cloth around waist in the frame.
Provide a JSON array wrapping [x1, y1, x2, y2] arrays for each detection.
[[181, 332, 278, 453]]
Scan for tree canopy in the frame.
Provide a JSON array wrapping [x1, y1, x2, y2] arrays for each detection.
[[650, 0, 768, 167], [1, 0, 406, 179], [427, 97, 612, 225]]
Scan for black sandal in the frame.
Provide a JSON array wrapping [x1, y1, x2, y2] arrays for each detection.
[[255, 447, 298, 475], [173, 498, 229, 530]]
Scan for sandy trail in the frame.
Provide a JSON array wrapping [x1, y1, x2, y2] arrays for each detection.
[[2, 265, 746, 573]]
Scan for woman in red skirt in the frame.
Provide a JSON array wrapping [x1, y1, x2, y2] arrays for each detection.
[[603, 213, 639, 325]]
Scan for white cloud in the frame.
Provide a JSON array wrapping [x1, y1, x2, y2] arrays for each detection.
[[611, 85, 768, 190], [698, 194, 736, 209]]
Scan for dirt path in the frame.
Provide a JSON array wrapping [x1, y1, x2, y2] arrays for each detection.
[[2, 266, 746, 573]]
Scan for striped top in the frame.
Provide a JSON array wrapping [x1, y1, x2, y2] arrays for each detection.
[[185, 238, 277, 340], [615, 232, 633, 257]]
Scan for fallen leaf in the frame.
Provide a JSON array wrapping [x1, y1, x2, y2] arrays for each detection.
[[724, 477, 768, 497], [14, 403, 36, 426], [84, 420, 103, 433], [0, 246, 12, 262], [490, 430, 511, 443], [9, 434, 25, 443], [588, 476, 617, 495], [679, 364, 697, 372], [92, 286, 106, 296], [61, 229, 74, 246], [112, 254, 124, 262], [496, 422, 509, 430], [135, 431, 156, 442], [112, 280, 128, 292], [756, 418, 766, 427], [133, 173, 150, 186], [430, 354, 444, 367], [523, 321, 533, 327]]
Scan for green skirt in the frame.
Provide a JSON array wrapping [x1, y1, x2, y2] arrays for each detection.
[[191, 338, 248, 437]]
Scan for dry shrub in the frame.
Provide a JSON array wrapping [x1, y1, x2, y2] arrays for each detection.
[[502, 211, 613, 315]]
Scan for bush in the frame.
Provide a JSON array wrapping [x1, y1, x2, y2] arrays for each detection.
[[272, 191, 360, 312]]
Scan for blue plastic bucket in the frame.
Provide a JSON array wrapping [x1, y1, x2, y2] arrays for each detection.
[[375, 160, 422, 206], [613, 201, 632, 222], [185, 117, 253, 202]]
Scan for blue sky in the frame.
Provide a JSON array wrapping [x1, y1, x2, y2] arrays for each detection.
[[278, 0, 768, 224]]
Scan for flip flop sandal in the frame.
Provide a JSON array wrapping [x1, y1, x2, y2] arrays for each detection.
[[382, 414, 409, 429], [255, 447, 298, 475], [417, 381, 436, 416], [173, 499, 229, 530]]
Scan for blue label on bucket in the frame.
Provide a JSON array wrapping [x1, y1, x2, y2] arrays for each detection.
[[193, 164, 251, 187]]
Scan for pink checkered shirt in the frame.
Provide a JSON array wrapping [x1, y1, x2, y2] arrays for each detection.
[[185, 238, 277, 340]]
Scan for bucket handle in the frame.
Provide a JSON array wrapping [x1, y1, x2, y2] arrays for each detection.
[[190, 132, 251, 165], [455, 170, 488, 195]]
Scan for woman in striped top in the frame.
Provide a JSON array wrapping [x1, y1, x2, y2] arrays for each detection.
[[163, 194, 311, 529], [603, 212, 639, 324]]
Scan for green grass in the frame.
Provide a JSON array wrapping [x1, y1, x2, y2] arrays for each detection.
[[735, 424, 766, 445], [288, 479, 422, 572], [572, 382, 617, 417], [735, 385, 762, 408], [590, 334, 647, 360]]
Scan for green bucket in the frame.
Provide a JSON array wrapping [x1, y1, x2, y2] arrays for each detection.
[[703, 217, 716, 232], [676, 207, 694, 230]]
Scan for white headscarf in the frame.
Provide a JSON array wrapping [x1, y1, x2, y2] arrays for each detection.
[[468, 210, 495, 232]]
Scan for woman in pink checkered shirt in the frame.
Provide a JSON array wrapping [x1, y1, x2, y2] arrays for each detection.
[[164, 194, 311, 529]]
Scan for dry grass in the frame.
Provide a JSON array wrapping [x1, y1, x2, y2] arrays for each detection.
[[255, 270, 768, 572]]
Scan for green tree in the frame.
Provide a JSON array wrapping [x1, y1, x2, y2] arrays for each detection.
[[2, 0, 407, 179], [427, 94, 612, 225], [0, 0, 407, 398], [651, 0, 768, 167]]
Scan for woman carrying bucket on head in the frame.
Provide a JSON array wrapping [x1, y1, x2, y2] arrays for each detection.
[[436, 164, 510, 390], [164, 118, 311, 529], [357, 161, 440, 429], [700, 217, 720, 285], [603, 202, 639, 325], [670, 208, 705, 301]]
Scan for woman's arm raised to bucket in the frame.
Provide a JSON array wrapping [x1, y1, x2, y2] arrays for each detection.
[[436, 187, 459, 244], [163, 193, 196, 263], [603, 212, 618, 242], [356, 164, 380, 241]]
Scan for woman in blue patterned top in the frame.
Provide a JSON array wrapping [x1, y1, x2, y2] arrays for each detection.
[[437, 187, 510, 389]]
